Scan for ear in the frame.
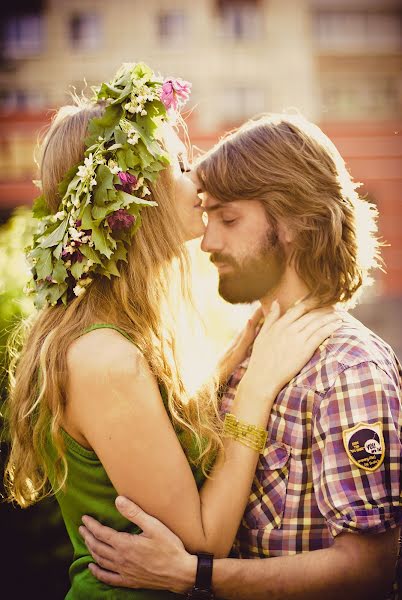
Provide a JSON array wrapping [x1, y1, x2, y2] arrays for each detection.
[[278, 220, 294, 244]]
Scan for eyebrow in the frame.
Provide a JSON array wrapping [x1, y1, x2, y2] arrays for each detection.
[[203, 201, 238, 213]]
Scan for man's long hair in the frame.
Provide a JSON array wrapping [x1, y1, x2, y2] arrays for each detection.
[[197, 114, 382, 306]]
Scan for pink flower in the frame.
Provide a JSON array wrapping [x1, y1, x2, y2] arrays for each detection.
[[107, 209, 136, 231], [115, 171, 138, 194], [160, 78, 191, 110]]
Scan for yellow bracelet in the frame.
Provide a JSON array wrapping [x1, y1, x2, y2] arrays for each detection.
[[223, 413, 268, 453]]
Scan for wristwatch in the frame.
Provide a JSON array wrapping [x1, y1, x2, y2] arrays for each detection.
[[186, 552, 215, 599]]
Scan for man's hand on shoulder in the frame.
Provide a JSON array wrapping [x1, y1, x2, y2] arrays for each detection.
[[79, 496, 196, 594]]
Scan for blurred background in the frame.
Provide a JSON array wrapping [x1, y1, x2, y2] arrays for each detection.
[[0, 0, 401, 597]]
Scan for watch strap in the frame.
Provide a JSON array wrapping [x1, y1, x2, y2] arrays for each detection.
[[186, 552, 214, 599]]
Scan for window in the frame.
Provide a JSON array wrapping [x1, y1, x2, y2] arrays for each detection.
[[314, 11, 402, 51], [157, 10, 187, 43], [221, 87, 266, 122], [320, 77, 399, 119], [0, 89, 47, 111], [2, 14, 43, 57], [69, 13, 101, 51], [218, 0, 262, 40]]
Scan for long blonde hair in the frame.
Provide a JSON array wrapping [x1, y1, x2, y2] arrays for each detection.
[[197, 114, 382, 306], [5, 100, 222, 508]]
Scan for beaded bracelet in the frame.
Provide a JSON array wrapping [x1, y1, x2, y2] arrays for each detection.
[[223, 413, 268, 453]]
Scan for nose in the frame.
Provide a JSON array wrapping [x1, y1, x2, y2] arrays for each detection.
[[201, 222, 222, 254]]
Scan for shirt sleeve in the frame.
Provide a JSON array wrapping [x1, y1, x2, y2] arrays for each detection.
[[311, 360, 402, 537]]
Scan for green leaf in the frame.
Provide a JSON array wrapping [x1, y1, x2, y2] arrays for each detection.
[[97, 82, 122, 100], [53, 241, 63, 259], [80, 244, 103, 265], [52, 260, 68, 284], [92, 200, 122, 221], [78, 206, 90, 230], [71, 259, 87, 280], [133, 62, 154, 81], [58, 164, 79, 199], [137, 141, 153, 169], [115, 190, 157, 207], [116, 149, 127, 171], [47, 282, 68, 306], [32, 195, 50, 219], [39, 218, 68, 249], [91, 224, 114, 258], [103, 258, 120, 277], [124, 148, 139, 168], [113, 240, 128, 263], [93, 104, 122, 129], [93, 164, 115, 206], [114, 128, 127, 146], [34, 285, 50, 309], [36, 248, 53, 280]]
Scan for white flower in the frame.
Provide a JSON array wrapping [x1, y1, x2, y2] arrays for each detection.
[[68, 227, 83, 241], [140, 109, 147, 116], [63, 245, 74, 255], [77, 154, 95, 180], [72, 197, 81, 208], [90, 177, 97, 189], [142, 186, 151, 196], [55, 211, 65, 221], [108, 160, 121, 174], [128, 132, 140, 145], [65, 260, 72, 268], [73, 284, 86, 297]]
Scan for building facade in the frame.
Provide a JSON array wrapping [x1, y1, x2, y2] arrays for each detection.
[[1, 0, 401, 350]]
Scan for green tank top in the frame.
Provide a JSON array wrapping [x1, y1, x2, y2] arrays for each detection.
[[46, 323, 205, 599]]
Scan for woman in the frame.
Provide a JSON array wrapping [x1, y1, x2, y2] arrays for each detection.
[[5, 63, 340, 599]]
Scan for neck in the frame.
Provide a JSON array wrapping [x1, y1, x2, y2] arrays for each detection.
[[259, 267, 312, 316]]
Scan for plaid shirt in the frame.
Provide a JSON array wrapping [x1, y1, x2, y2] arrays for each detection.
[[221, 314, 402, 599]]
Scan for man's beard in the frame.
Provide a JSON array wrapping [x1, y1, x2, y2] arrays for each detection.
[[211, 229, 287, 304]]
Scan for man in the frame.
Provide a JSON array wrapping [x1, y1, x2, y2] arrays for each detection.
[[80, 115, 402, 599]]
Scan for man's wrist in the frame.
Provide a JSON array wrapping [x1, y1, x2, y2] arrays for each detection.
[[171, 552, 197, 595]]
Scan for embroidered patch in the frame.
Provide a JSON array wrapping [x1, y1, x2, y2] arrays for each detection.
[[342, 422, 385, 472]]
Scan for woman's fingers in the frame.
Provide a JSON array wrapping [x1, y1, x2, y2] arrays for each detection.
[[277, 299, 313, 326], [248, 305, 264, 328], [308, 319, 343, 346], [294, 307, 339, 333], [259, 299, 280, 333]]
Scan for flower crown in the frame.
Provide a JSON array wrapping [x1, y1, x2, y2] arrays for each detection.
[[26, 62, 191, 309]]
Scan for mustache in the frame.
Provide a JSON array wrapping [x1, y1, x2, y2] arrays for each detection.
[[210, 254, 238, 268]]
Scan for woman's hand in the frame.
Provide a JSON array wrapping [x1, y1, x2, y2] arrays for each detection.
[[240, 300, 342, 403], [217, 306, 264, 385]]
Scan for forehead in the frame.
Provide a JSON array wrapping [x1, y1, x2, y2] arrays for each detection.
[[202, 194, 246, 212]]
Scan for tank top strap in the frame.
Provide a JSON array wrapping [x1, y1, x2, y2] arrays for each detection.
[[79, 323, 134, 344]]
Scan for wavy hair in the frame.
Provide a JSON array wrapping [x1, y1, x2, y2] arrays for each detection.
[[5, 100, 222, 507], [196, 113, 382, 306]]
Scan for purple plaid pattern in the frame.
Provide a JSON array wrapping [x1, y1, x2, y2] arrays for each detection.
[[221, 314, 402, 599]]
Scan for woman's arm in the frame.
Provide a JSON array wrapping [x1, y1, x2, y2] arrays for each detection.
[[66, 303, 340, 557]]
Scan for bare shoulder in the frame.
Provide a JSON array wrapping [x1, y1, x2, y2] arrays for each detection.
[[67, 328, 147, 385]]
